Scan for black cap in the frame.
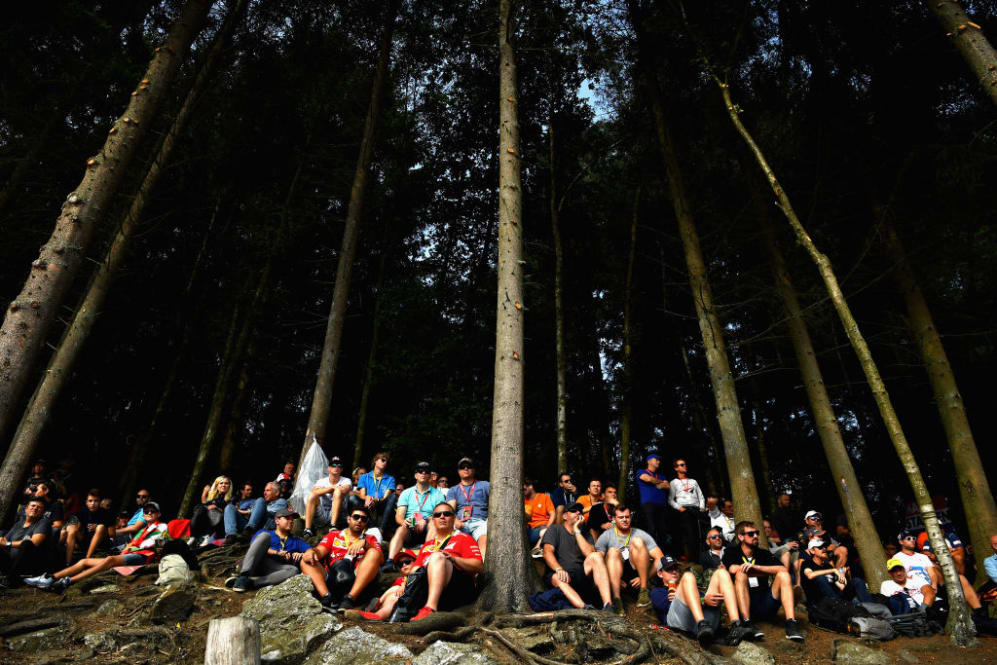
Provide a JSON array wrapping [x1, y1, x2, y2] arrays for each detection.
[[143, 501, 161, 514], [415, 461, 431, 472], [458, 457, 474, 467], [897, 529, 915, 542], [657, 555, 678, 571], [565, 502, 584, 514], [329, 456, 343, 467], [275, 507, 299, 519]]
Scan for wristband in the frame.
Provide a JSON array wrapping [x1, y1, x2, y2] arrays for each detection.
[[555, 567, 564, 573]]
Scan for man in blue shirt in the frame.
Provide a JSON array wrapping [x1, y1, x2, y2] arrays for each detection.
[[979, 533, 997, 603], [227, 507, 310, 592], [550, 472, 577, 526], [113, 489, 152, 548], [636, 454, 670, 553], [383, 462, 446, 570], [448, 457, 490, 558], [356, 451, 397, 538]]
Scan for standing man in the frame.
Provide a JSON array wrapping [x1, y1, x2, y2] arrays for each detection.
[[723, 520, 804, 642], [227, 507, 310, 592], [541, 503, 613, 611], [385, 462, 447, 569], [355, 452, 397, 538], [447, 457, 490, 558], [300, 505, 384, 609], [63, 489, 114, 565], [668, 458, 705, 561], [636, 454, 670, 550], [524, 479, 555, 554], [550, 472, 577, 526], [595, 504, 664, 613], [302, 457, 352, 538], [769, 493, 799, 549]]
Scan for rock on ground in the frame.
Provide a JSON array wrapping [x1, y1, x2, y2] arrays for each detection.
[[731, 641, 776, 665], [303, 626, 413, 665], [6, 626, 68, 653], [148, 584, 197, 624], [831, 639, 890, 665], [83, 626, 173, 652], [414, 640, 501, 665]]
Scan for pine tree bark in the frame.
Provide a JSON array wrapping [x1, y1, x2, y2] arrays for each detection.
[[0, 0, 213, 449], [925, 0, 997, 108], [617, 188, 639, 503], [758, 197, 888, 590], [219, 353, 252, 474], [721, 80, 976, 644], [478, 0, 538, 613], [549, 125, 568, 477], [299, 0, 399, 466], [352, 248, 389, 470], [0, 0, 245, 525], [881, 215, 997, 583]]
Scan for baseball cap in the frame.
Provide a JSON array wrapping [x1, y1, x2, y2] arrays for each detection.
[[657, 555, 678, 571], [275, 507, 299, 519], [886, 558, 905, 571], [565, 502, 584, 514], [329, 456, 343, 467], [804, 510, 821, 521], [646, 453, 661, 463], [415, 461, 431, 472], [457, 457, 474, 467], [394, 548, 418, 565], [143, 501, 162, 514], [897, 529, 916, 542], [807, 539, 825, 549]]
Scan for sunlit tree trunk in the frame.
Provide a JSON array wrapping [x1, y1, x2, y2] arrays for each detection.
[[299, 0, 399, 466], [617, 188, 639, 502], [549, 125, 568, 477], [925, 0, 997, 108], [0, 0, 213, 450], [0, 0, 245, 525], [478, 0, 538, 613], [722, 80, 976, 644], [881, 214, 997, 583]]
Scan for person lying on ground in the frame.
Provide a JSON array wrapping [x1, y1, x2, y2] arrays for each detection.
[[652, 555, 754, 647], [302, 456, 352, 539], [300, 505, 384, 609], [383, 462, 446, 571], [542, 502, 613, 612], [114, 489, 152, 546], [355, 452, 397, 538], [447, 457, 489, 558], [587, 483, 618, 542], [26, 502, 167, 592], [63, 489, 115, 565], [524, 478, 555, 555], [723, 520, 804, 642], [796, 510, 847, 568], [0, 499, 52, 588], [595, 503, 664, 614], [226, 507, 309, 592], [189, 476, 233, 548], [351, 549, 419, 621], [799, 538, 872, 607], [223, 481, 286, 543]]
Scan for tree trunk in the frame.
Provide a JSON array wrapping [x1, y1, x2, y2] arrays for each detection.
[[219, 354, 252, 474], [617, 188, 639, 503], [205, 617, 260, 665], [0, 0, 213, 449], [881, 214, 997, 584], [478, 0, 538, 613], [352, 248, 389, 470], [721, 80, 976, 644], [925, 0, 997, 108], [0, 0, 245, 525], [299, 0, 399, 467], [758, 197, 888, 590], [549, 125, 568, 477]]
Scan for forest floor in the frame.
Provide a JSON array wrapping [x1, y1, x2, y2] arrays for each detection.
[[1, 545, 996, 665]]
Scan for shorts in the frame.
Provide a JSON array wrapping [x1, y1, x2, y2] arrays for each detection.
[[438, 567, 477, 610], [121, 553, 147, 566], [667, 594, 720, 634], [546, 566, 595, 601], [748, 587, 780, 619], [460, 518, 487, 541]]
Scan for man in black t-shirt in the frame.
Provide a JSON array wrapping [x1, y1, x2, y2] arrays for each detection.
[[722, 520, 803, 642], [798, 539, 872, 607], [541, 503, 613, 611], [63, 489, 114, 565], [0, 499, 52, 585], [18, 481, 64, 534]]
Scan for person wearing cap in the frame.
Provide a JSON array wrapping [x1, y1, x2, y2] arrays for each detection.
[[916, 528, 966, 576], [799, 539, 872, 607], [796, 510, 847, 569], [384, 462, 447, 570], [540, 502, 613, 611], [637, 454, 670, 550], [722, 520, 804, 642], [894, 529, 983, 614], [301, 504, 384, 608], [113, 488, 153, 547], [350, 549, 420, 621], [595, 503, 664, 613], [227, 507, 310, 592], [355, 452, 397, 538], [447, 457, 490, 557], [651, 554, 752, 647], [880, 557, 935, 614], [223, 481, 286, 544], [668, 458, 706, 561], [551, 472, 577, 526], [302, 456, 353, 539], [523, 479, 555, 555], [26, 502, 168, 593]]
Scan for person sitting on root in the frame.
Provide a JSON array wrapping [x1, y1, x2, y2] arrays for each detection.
[[26, 502, 167, 593], [189, 476, 233, 548], [723, 520, 804, 642], [226, 507, 309, 592], [796, 510, 848, 569], [383, 462, 446, 571], [355, 452, 397, 539], [799, 538, 873, 607], [541, 502, 613, 612], [0, 498, 52, 588], [652, 554, 753, 647], [595, 503, 664, 614], [523, 478, 555, 556], [880, 557, 935, 614], [63, 488, 114, 565], [300, 504, 384, 609], [350, 549, 419, 621], [302, 456, 353, 539]]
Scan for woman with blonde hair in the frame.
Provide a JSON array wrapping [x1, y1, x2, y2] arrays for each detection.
[[188, 475, 233, 548]]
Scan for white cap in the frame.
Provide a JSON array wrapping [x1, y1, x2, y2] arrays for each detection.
[[807, 539, 825, 549], [804, 510, 821, 520]]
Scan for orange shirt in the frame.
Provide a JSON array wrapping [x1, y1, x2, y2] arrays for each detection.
[[578, 494, 602, 514], [524, 493, 554, 528]]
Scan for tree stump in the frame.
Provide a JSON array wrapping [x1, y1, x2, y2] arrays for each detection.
[[205, 616, 260, 665]]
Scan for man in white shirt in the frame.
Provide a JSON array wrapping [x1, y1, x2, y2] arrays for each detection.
[[302, 457, 353, 538], [668, 458, 705, 561], [894, 530, 983, 614], [708, 497, 736, 543], [880, 557, 934, 614]]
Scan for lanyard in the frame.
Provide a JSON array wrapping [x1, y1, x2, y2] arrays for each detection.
[[741, 554, 755, 565], [429, 533, 453, 552], [414, 487, 433, 512], [276, 534, 290, 552], [371, 474, 384, 497], [458, 481, 476, 506], [613, 527, 631, 549]]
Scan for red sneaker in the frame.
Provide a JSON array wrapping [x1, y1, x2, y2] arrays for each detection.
[[413, 606, 436, 621], [358, 611, 381, 620]]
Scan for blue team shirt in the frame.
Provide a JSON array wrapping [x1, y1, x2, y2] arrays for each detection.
[[637, 469, 668, 504], [126, 507, 146, 527], [447, 480, 490, 520], [356, 472, 396, 500], [264, 530, 310, 554], [985, 554, 997, 585], [399, 485, 448, 522]]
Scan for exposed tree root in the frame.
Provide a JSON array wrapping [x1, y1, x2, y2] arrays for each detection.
[[422, 625, 479, 645], [481, 627, 578, 665], [384, 611, 466, 635]]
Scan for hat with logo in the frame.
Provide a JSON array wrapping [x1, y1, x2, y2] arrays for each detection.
[[657, 555, 679, 571], [886, 558, 906, 571]]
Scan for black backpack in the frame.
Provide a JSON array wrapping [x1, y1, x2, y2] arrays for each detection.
[[808, 596, 871, 633], [887, 607, 936, 637]]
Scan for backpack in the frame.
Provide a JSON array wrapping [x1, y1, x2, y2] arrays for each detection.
[[528, 588, 573, 611], [155, 554, 194, 586], [387, 565, 429, 622], [808, 597, 870, 633], [848, 617, 896, 641], [887, 607, 934, 637]]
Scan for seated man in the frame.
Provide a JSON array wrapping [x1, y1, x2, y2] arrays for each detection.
[[275, 462, 295, 483], [0, 498, 52, 587], [355, 452, 397, 538], [796, 511, 847, 568], [723, 520, 804, 642], [595, 503, 663, 613], [708, 497, 736, 543], [223, 481, 286, 542], [382, 502, 485, 622], [114, 489, 152, 547], [799, 539, 872, 606], [524, 478, 555, 554], [384, 462, 446, 570], [303, 457, 352, 539], [550, 472, 578, 526], [541, 502, 613, 611], [895, 529, 983, 614], [701, 527, 726, 570], [577, 478, 603, 515], [447, 457, 490, 558], [917, 529, 966, 577], [352, 549, 419, 621], [300, 505, 384, 609], [27, 502, 167, 593], [63, 488, 114, 565], [881, 557, 935, 614], [652, 555, 752, 646], [587, 483, 619, 542], [981, 534, 997, 600], [18, 480, 64, 535], [764, 519, 800, 583], [227, 507, 310, 592]]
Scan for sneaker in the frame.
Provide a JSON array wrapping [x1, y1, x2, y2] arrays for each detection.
[[319, 592, 336, 608], [413, 606, 436, 621], [612, 597, 625, 616], [302, 528, 314, 538], [530, 547, 543, 559], [232, 576, 252, 592], [637, 587, 651, 607], [785, 618, 804, 642], [696, 620, 715, 646], [358, 610, 381, 621], [582, 603, 597, 610], [224, 576, 240, 589], [743, 620, 764, 640], [52, 577, 73, 593], [199, 534, 214, 548], [338, 594, 357, 611], [726, 620, 752, 645], [24, 573, 54, 589], [602, 602, 616, 614]]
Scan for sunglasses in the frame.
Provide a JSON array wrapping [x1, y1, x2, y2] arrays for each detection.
[[807, 515, 822, 521], [416, 468, 430, 474], [458, 464, 473, 470], [707, 534, 723, 540], [137, 494, 149, 499], [349, 514, 370, 522], [675, 463, 687, 467], [742, 530, 760, 537], [432, 511, 455, 518], [901, 536, 916, 541]]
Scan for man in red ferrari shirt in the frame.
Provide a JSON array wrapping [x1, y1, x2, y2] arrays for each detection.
[[300, 505, 384, 609]]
